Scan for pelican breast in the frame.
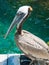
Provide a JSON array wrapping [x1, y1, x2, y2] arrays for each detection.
[[15, 30, 49, 60]]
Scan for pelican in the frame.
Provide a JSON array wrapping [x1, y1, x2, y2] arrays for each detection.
[[4, 6, 49, 64]]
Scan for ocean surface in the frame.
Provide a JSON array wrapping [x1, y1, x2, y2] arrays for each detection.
[[0, 0, 49, 53]]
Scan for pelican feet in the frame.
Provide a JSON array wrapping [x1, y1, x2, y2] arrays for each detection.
[[29, 60, 48, 65], [29, 60, 38, 65]]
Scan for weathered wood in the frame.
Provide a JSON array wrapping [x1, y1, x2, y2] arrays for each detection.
[[0, 54, 49, 65], [0, 54, 7, 65], [7, 54, 20, 65]]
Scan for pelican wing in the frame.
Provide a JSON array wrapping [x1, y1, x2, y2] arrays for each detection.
[[22, 30, 49, 51], [15, 30, 49, 60]]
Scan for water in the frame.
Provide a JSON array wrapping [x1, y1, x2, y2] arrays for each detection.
[[0, 0, 49, 53]]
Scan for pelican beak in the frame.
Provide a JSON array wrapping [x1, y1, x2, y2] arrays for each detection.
[[4, 12, 25, 39]]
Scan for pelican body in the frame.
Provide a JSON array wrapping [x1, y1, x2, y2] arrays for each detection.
[[5, 6, 49, 62]]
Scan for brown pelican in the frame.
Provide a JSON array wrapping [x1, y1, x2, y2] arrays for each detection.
[[4, 6, 49, 63]]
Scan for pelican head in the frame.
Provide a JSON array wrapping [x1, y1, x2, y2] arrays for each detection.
[[4, 6, 33, 38]]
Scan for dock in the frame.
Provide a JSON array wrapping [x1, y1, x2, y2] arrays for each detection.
[[0, 54, 49, 65]]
